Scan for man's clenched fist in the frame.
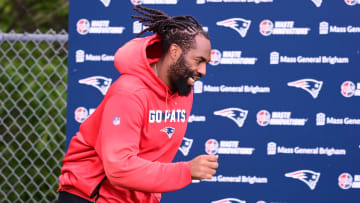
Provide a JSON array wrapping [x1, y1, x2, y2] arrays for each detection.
[[190, 155, 219, 180]]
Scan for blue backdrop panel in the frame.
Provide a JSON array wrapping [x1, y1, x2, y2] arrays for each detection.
[[67, 1, 360, 202]]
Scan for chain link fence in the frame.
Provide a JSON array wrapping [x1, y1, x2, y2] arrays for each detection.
[[0, 30, 68, 202]]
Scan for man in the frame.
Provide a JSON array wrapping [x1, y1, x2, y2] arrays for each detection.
[[58, 5, 218, 202]]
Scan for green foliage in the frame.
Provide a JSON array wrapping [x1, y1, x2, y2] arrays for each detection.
[[0, 0, 68, 32], [0, 37, 67, 202]]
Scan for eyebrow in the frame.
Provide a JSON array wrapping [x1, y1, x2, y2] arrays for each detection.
[[196, 56, 210, 64]]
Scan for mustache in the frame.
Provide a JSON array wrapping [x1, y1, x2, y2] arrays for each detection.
[[186, 71, 202, 79]]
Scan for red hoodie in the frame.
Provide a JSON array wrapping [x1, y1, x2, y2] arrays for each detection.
[[58, 34, 193, 202]]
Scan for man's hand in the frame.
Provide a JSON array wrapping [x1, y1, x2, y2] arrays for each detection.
[[190, 155, 219, 180]]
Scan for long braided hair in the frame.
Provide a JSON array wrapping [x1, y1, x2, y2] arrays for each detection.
[[132, 5, 209, 54]]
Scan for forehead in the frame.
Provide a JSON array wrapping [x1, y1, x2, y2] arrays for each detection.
[[186, 34, 211, 60]]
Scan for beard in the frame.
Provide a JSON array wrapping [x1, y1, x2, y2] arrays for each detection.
[[168, 54, 199, 96]]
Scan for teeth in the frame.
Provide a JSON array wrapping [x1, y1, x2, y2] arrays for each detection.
[[189, 77, 195, 82]]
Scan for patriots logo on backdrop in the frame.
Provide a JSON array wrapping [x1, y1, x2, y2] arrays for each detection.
[[216, 18, 251, 38], [285, 170, 320, 190], [160, 127, 175, 139], [78, 76, 112, 95], [311, 0, 322, 7], [179, 137, 193, 156], [100, 0, 111, 7], [214, 108, 248, 127], [211, 198, 246, 203], [287, 79, 323, 99]]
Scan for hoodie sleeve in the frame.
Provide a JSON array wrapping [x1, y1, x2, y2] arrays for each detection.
[[99, 92, 192, 193]]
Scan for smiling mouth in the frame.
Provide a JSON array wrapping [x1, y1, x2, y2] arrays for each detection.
[[190, 74, 202, 81]]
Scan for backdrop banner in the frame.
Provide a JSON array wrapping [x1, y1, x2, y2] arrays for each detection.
[[67, 1, 360, 202]]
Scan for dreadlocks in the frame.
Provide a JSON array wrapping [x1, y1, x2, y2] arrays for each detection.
[[132, 5, 209, 54]]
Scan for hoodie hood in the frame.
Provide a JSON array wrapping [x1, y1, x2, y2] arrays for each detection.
[[114, 34, 171, 98]]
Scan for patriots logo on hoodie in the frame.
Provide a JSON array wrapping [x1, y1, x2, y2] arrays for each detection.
[[160, 127, 175, 139], [179, 137, 193, 156], [287, 79, 323, 99], [211, 198, 246, 203], [214, 108, 248, 128], [216, 18, 251, 38], [285, 170, 320, 190], [78, 76, 112, 95]]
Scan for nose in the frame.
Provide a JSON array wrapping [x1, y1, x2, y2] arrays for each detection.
[[198, 63, 207, 77]]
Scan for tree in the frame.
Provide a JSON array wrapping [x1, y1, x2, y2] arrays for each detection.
[[0, 0, 68, 32]]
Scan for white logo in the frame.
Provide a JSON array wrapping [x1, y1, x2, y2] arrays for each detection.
[[194, 81, 270, 94], [76, 19, 125, 35], [319, 21, 360, 34], [287, 79, 323, 99], [257, 110, 308, 127], [75, 50, 114, 63], [338, 173, 360, 189], [131, 0, 178, 5], [113, 117, 120, 126], [195, 174, 268, 184], [149, 109, 186, 123], [74, 107, 95, 123], [76, 50, 85, 63], [319, 21, 329, 35], [179, 137, 193, 156], [205, 139, 255, 155], [285, 170, 320, 190], [78, 76, 112, 95], [260, 20, 310, 36], [214, 108, 248, 128], [256, 110, 271, 126], [315, 112, 360, 126], [341, 81, 360, 97], [100, 0, 111, 7], [77, 19, 90, 35], [160, 127, 175, 139], [210, 49, 221, 65], [196, 0, 273, 4], [194, 81, 203, 94], [188, 114, 206, 123], [267, 142, 277, 155], [270, 51, 349, 65], [133, 21, 149, 34], [216, 18, 251, 38], [209, 49, 258, 66], [344, 0, 360, 6], [316, 113, 326, 126], [270, 51, 279, 65], [267, 141, 346, 157], [211, 198, 246, 203], [311, 0, 322, 7], [205, 139, 219, 155]]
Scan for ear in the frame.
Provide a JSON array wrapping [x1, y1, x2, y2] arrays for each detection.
[[168, 43, 183, 62]]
